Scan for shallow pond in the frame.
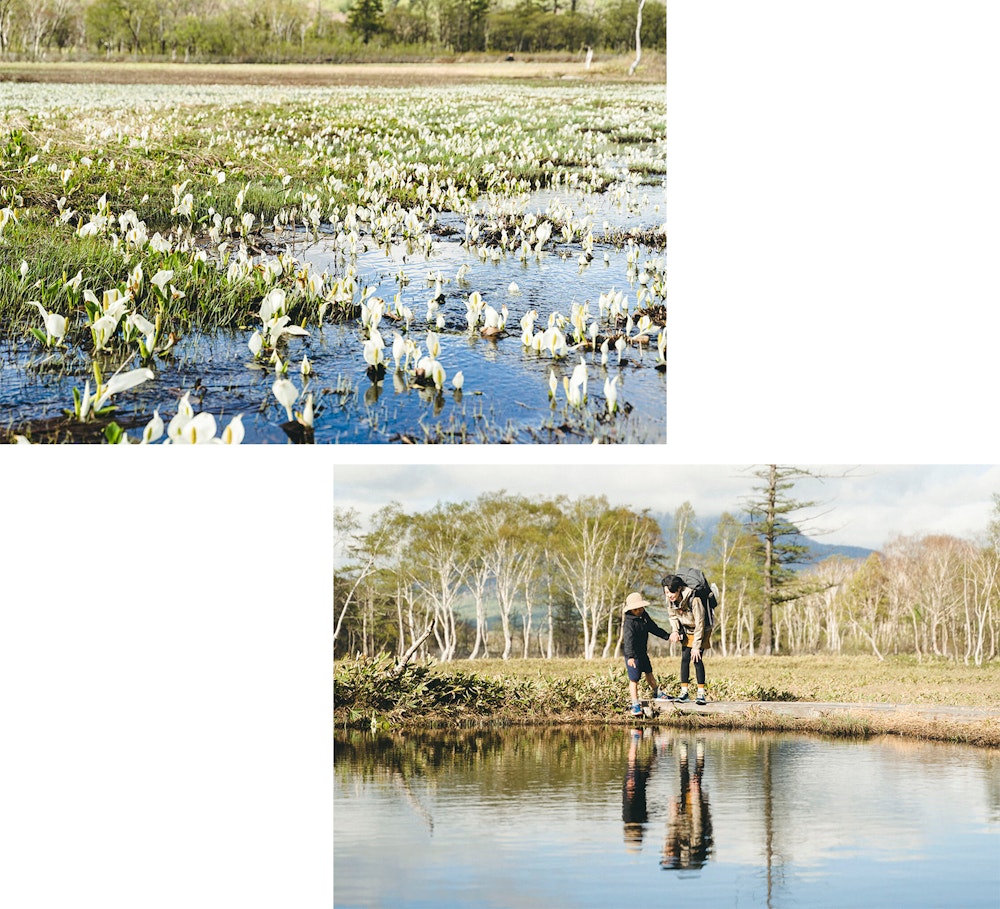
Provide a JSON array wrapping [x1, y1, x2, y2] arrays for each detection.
[[2, 184, 665, 443], [333, 727, 1000, 908]]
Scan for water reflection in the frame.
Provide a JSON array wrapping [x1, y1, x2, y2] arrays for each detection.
[[622, 728, 655, 851], [620, 729, 715, 870], [334, 726, 1000, 909], [662, 738, 714, 872]]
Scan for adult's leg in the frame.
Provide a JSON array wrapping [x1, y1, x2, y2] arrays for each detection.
[[680, 647, 692, 684]]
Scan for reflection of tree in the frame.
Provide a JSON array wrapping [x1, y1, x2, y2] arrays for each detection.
[[763, 739, 774, 905], [334, 725, 629, 789], [661, 740, 713, 870], [622, 729, 655, 852]]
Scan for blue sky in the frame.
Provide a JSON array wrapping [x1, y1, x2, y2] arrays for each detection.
[[334, 463, 1000, 551]]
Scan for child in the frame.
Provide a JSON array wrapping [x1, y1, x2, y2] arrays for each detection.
[[663, 574, 710, 705], [622, 592, 671, 715]]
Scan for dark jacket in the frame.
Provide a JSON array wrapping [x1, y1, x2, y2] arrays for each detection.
[[622, 610, 671, 659]]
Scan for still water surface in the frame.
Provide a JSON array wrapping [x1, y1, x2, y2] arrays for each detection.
[[2, 182, 664, 443], [334, 727, 1000, 908]]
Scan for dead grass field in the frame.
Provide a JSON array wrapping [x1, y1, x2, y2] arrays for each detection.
[[0, 54, 665, 87], [422, 654, 1000, 745], [448, 654, 1000, 708]]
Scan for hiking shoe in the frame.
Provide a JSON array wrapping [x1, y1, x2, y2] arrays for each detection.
[[631, 703, 643, 716], [696, 696, 707, 706], [673, 692, 690, 703]]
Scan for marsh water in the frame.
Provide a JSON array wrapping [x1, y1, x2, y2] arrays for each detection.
[[2, 182, 665, 443], [333, 727, 1000, 908]]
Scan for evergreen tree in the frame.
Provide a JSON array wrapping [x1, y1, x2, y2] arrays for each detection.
[[348, 0, 383, 43], [743, 465, 819, 655]]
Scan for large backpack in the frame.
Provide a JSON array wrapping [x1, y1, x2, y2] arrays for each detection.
[[672, 567, 719, 635]]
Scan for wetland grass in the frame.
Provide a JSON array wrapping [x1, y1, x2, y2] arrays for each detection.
[[2, 80, 664, 442], [334, 654, 1000, 746]]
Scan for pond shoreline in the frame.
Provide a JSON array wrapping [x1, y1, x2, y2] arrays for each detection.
[[334, 655, 1000, 746], [335, 700, 1000, 749], [643, 698, 1000, 748]]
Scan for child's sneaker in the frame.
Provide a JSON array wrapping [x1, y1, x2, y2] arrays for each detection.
[[655, 688, 669, 700], [631, 703, 643, 716]]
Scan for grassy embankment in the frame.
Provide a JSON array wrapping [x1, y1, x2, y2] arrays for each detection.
[[334, 653, 1000, 748]]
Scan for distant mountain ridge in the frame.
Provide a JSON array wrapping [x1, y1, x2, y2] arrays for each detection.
[[654, 514, 875, 567]]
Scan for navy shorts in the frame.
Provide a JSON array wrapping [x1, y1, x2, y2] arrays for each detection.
[[625, 655, 652, 681]]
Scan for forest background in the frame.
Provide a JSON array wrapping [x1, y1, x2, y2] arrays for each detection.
[[334, 467, 1000, 668], [0, 0, 665, 62]]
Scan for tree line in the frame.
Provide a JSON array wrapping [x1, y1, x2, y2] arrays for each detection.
[[334, 469, 1000, 666], [0, 0, 665, 62]]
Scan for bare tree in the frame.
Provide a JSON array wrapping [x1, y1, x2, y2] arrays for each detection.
[[843, 554, 888, 659], [602, 507, 659, 657], [0, 0, 17, 54], [405, 502, 471, 662], [628, 0, 646, 76], [476, 493, 535, 661], [458, 505, 494, 659], [553, 497, 659, 659], [668, 500, 701, 572], [553, 496, 619, 659], [964, 545, 997, 666], [333, 503, 402, 649], [707, 511, 760, 656]]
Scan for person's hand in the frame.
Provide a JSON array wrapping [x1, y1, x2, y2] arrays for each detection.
[[627, 658, 636, 668], [669, 632, 679, 643], [691, 647, 701, 662]]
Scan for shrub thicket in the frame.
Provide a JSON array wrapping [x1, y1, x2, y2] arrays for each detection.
[[0, 0, 665, 62]]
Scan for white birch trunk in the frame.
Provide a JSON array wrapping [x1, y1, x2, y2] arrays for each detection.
[[628, 0, 646, 76]]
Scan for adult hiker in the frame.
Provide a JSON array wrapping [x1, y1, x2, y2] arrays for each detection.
[[662, 574, 711, 705]]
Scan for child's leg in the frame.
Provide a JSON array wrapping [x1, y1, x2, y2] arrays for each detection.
[[644, 671, 657, 693], [625, 658, 642, 707]]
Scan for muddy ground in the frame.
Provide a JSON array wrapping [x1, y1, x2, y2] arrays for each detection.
[[0, 57, 666, 87]]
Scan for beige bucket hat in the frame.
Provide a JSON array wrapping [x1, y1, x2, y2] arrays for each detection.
[[623, 592, 651, 614]]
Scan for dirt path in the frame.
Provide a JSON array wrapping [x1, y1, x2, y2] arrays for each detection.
[[654, 698, 1000, 722], [0, 59, 664, 87]]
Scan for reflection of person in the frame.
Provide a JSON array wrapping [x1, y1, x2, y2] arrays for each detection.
[[622, 592, 671, 716], [663, 575, 709, 704], [662, 740, 713, 870], [622, 728, 655, 852]]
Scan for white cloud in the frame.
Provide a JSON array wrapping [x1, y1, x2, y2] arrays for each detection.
[[335, 463, 1000, 551]]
